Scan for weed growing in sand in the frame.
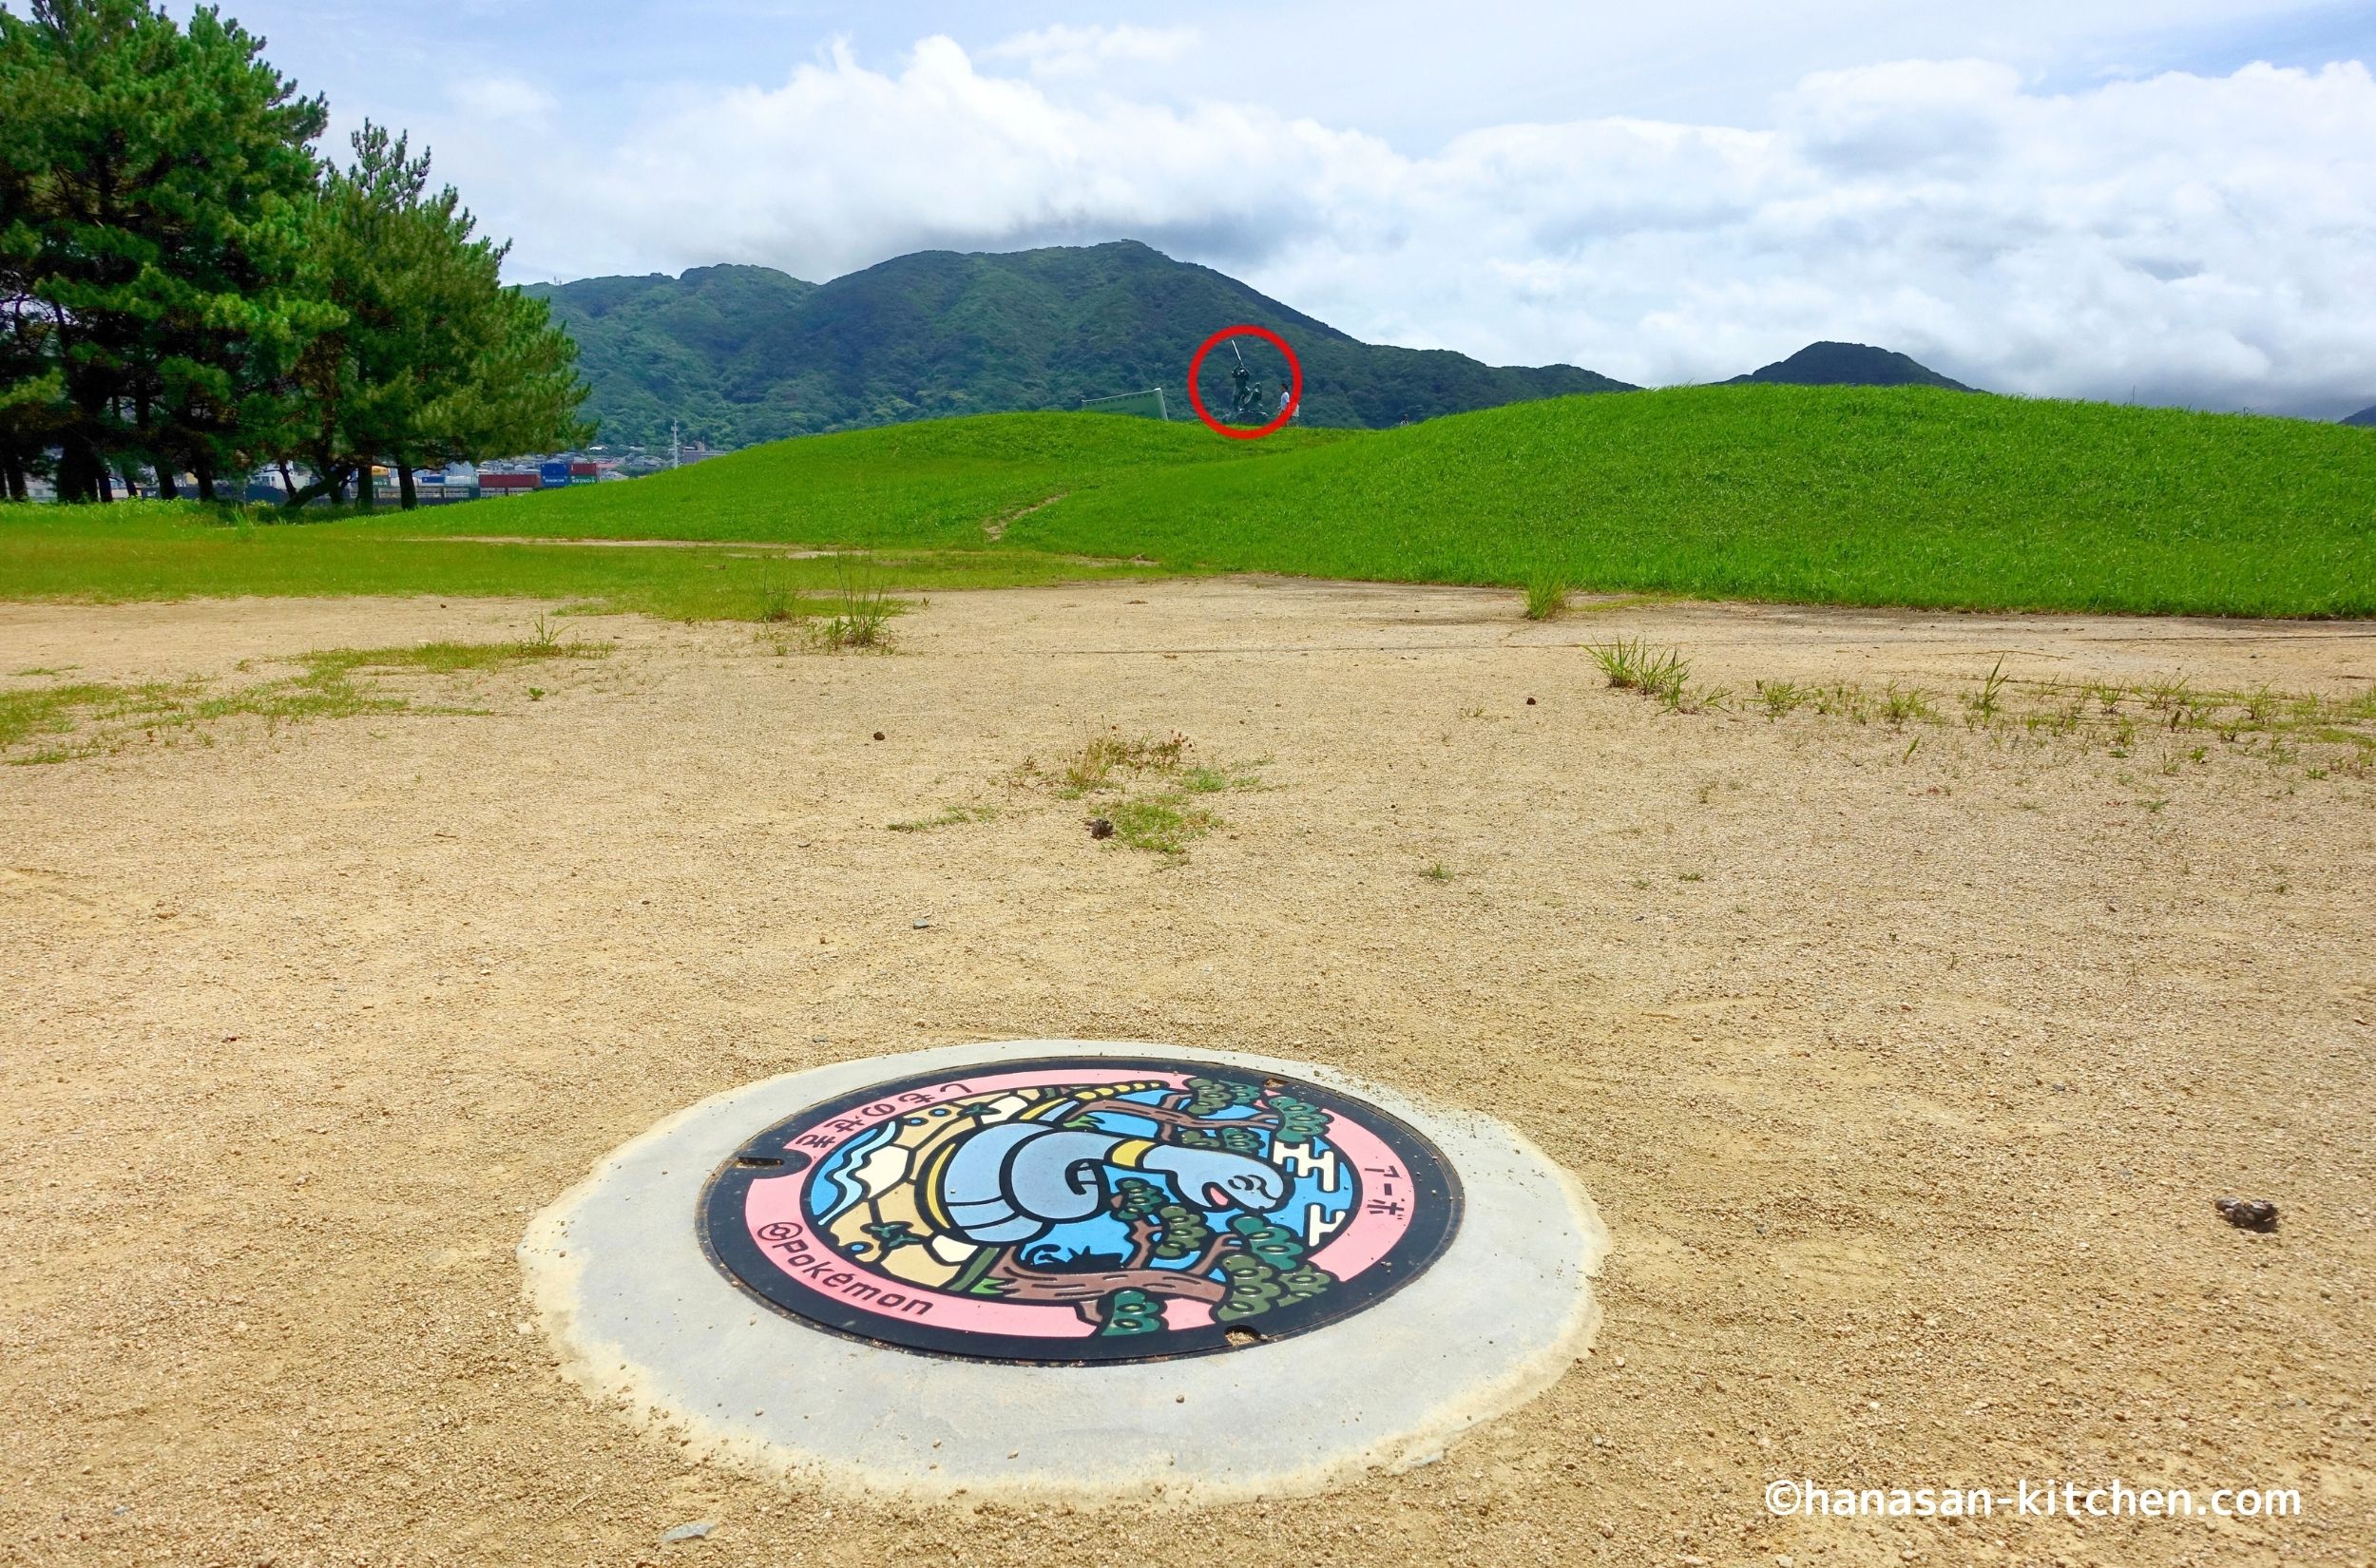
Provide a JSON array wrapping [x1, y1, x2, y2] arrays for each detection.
[[807, 553, 897, 650], [1421, 861, 1452, 882], [1650, 646, 2376, 780], [1881, 683, 1940, 729], [1031, 730, 1190, 797], [755, 562, 804, 623], [1756, 679, 1812, 719], [1103, 796, 1219, 856], [0, 636, 608, 765], [1523, 568, 1570, 621], [1965, 658, 2010, 722], [1011, 729, 1262, 859], [888, 805, 999, 832], [1589, 638, 1691, 702]]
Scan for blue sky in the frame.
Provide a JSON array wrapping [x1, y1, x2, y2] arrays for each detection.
[[151, 2, 2376, 413]]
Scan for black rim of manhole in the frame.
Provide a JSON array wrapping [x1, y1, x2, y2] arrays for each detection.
[[697, 1055, 1463, 1365]]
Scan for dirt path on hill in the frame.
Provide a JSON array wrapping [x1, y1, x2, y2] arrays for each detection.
[[3, 579, 2371, 1567]]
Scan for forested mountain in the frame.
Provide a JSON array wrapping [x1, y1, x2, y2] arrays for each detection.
[[2343, 404, 2376, 428], [527, 241, 1632, 446], [1725, 341, 1977, 392]]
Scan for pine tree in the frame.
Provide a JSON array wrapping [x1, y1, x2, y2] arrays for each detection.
[[290, 124, 587, 509], [0, 1, 330, 501]]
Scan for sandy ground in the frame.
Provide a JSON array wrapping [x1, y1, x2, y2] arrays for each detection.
[[3, 578, 2372, 1568]]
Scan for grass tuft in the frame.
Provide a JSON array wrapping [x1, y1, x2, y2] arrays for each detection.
[[1523, 567, 1569, 621], [1588, 637, 1691, 702], [888, 805, 998, 832], [1009, 729, 1260, 858]]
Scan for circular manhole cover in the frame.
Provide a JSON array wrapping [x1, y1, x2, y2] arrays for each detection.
[[698, 1055, 1461, 1363]]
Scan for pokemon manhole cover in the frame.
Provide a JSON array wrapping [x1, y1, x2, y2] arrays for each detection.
[[697, 1055, 1461, 1363]]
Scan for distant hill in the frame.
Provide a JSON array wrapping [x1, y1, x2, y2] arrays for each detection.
[[2344, 404, 2376, 427], [527, 240, 1633, 447], [1726, 341, 1977, 392]]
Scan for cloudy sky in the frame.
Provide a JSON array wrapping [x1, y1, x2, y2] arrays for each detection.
[[172, 2, 2376, 414]]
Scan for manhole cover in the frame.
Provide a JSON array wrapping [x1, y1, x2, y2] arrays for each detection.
[[698, 1054, 1461, 1363]]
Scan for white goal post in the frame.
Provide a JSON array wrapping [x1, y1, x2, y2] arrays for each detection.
[[1078, 387, 1170, 421]]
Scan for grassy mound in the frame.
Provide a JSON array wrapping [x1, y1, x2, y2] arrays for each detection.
[[1007, 387, 2376, 618], [396, 413, 1354, 545], [8, 387, 2371, 618], [415, 386, 2376, 616]]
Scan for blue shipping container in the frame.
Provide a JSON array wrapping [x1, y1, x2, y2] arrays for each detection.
[[539, 460, 571, 488]]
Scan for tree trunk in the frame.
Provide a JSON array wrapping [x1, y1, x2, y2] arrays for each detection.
[[357, 462, 374, 513], [194, 464, 216, 503], [1, 450, 24, 503], [156, 467, 178, 501], [57, 433, 103, 504], [984, 1253, 1228, 1307], [99, 468, 114, 503], [396, 460, 417, 511]]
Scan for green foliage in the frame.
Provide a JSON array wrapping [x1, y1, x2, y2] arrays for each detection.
[[1177, 1126, 1263, 1156], [0, 4, 584, 508], [1182, 1076, 1263, 1117], [1150, 1204, 1211, 1262], [289, 123, 586, 508], [1266, 1095, 1331, 1144], [1589, 637, 1693, 702], [1111, 1176, 1162, 1221], [1213, 1253, 1284, 1323], [1210, 1216, 1328, 1322], [1102, 795, 1219, 857], [1182, 1079, 1233, 1118], [1226, 1214, 1307, 1271], [1523, 566, 1569, 620], [1094, 1288, 1163, 1337], [526, 240, 1631, 447], [1275, 1263, 1332, 1306], [0, 0, 332, 501]]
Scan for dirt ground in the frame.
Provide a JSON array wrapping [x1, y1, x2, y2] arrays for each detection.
[[4, 578, 2372, 1568]]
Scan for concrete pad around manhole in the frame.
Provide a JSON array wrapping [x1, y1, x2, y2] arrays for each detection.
[[520, 1041, 1607, 1502]]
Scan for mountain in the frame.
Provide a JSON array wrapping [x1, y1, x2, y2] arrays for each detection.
[[2344, 405, 2376, 427], [527, 240, 1633, 447], [1725, 341, 1977, 392]]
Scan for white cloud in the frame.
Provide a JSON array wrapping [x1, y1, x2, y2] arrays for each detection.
[[446, 75, 558, 124], [434, 37, 2376, 414], [984, 23, 1199, 79]]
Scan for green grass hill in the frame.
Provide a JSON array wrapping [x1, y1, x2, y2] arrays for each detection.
[[527, 240, 1632, 447], [399, 385, 2376, 618]]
